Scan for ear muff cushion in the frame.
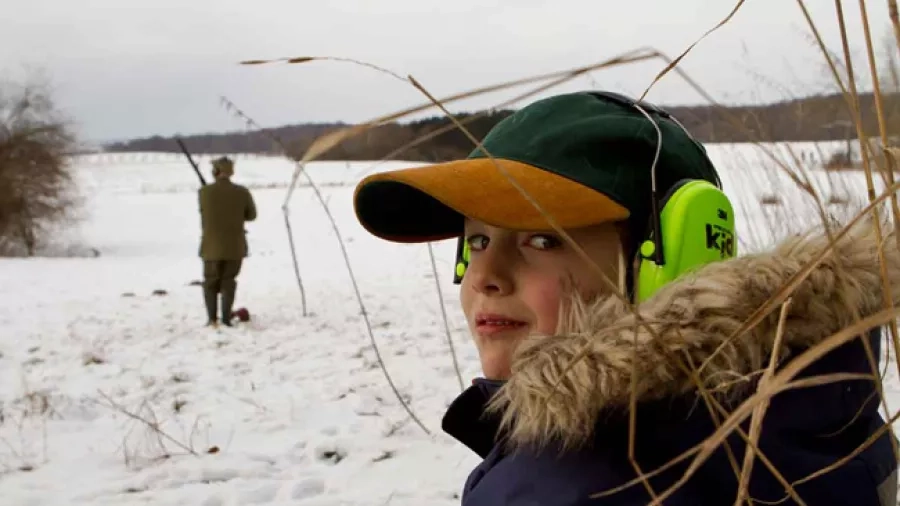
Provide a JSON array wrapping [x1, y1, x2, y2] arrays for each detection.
[[636, 179, 736, 302], [453, 236, 469, 284], [657, 179, 695, 213]]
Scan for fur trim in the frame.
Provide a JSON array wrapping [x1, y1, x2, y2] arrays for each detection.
[[487, 217, 900, 451]]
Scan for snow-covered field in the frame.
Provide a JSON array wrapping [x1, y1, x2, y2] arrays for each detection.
[[1, 141, 899, 505]]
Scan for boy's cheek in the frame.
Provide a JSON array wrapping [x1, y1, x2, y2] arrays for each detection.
[[522, 277, 564, 335], [458, 281, 475, 321], [476, 338, 520, 379]]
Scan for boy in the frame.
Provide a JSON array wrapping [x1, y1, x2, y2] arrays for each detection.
[[352, 91, 898, 505]]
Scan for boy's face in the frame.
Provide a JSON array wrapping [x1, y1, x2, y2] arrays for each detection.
[[459, 219, 625, 380]]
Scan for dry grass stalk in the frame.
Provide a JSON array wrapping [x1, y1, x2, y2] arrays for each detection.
[[734, 298, 792, 505], [96, 390, 199, 461], [652, 32, 897, 493], [638, 0, 747, 100], [220, 97, 432, 436], [0, 380, 52, 475], [697, 177, 900, 375], [280, 209, 308, 317], [426, 242, 465, 393], [655, 307, 900, 506], [859, 0, 900, 207], [242, 49, 657, 165], [796, 0, 884, 175], [891, 0, 900, 67], [826, 1, 900, 466], [591, 303, 900, 504]]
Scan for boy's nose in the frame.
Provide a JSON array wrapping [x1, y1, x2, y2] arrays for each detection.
[[469, 252, 513, 296], [475, 277, 511, 296]]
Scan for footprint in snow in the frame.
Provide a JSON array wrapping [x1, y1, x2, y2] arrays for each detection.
[[239, 482, 280, 504], [291, 478, 325, 499], [314, 444, 347, 465], [201, 496, 225, 506]]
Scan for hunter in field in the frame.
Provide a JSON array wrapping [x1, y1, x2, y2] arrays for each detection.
[[198, 156, 257, 327]]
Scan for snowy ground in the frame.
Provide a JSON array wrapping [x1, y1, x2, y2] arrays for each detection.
[[1, 141, 899, 505]]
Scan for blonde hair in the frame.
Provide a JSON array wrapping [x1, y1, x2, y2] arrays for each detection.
[[554, 223, 633, 335]]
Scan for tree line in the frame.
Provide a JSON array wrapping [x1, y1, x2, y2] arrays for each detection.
[[104, 91, 900, 162]]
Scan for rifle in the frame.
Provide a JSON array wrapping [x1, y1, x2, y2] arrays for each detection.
[[175, 137, 207, 186]]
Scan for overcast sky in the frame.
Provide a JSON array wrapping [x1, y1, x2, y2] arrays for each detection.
[[1, 0, 894, 144]]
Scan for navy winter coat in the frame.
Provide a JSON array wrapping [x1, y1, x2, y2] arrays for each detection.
[[443, 220, 899, 505]]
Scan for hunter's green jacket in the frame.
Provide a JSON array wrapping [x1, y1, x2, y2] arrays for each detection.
[[198, 179, 257, 260]]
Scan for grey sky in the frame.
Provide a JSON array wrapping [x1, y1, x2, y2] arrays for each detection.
[[1, 0, 893, 144]]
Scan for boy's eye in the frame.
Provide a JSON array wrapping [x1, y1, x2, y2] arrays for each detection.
[[467, 234, 489, 251], [526, 234, 562, 250]]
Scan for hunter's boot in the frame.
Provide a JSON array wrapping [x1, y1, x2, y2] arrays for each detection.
[[203, 284, 219, 326], [221, 281, 236, 327]]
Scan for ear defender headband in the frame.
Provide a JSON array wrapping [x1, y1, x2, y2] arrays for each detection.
[[622, 95, 736, 302], [452, 93, 737, 303]]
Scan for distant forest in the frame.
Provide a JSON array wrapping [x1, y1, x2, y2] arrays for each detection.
[[104, 91, 900, 162]]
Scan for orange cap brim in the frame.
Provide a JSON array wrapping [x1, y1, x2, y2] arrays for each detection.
[[353, 158, 630, 243]]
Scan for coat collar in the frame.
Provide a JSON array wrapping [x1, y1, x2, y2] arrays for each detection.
[[442, 378, 506, 459]]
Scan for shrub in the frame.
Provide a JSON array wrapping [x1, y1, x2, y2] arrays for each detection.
[[0, 77, 78, 256]]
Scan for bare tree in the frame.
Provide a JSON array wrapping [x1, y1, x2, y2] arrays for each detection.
[[0, 77, 78, 256]]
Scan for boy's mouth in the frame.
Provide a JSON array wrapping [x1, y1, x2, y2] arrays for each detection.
[[474, 313, 528, 336]]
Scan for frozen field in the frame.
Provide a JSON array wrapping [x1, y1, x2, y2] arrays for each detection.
[[1, 141, 898, 505]]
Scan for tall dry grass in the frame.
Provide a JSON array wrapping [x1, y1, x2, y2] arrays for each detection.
[[229, 1, 900, 503]]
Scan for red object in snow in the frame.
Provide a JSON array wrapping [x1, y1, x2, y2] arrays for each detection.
[[232, 307, 251, 322]]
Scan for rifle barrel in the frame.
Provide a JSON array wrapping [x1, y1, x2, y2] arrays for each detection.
[[175, 137, 207, 186]]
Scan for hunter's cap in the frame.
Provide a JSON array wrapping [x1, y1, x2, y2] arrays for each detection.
[[212, 156, 234, 176]]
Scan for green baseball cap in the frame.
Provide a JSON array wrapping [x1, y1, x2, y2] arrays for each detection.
[[353, 91, 721, 243]]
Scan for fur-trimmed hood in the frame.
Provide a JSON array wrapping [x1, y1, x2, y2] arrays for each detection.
[[486, 217, 900, 452]]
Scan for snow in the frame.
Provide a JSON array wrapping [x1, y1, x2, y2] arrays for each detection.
[[0, 141, 898, 505]]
